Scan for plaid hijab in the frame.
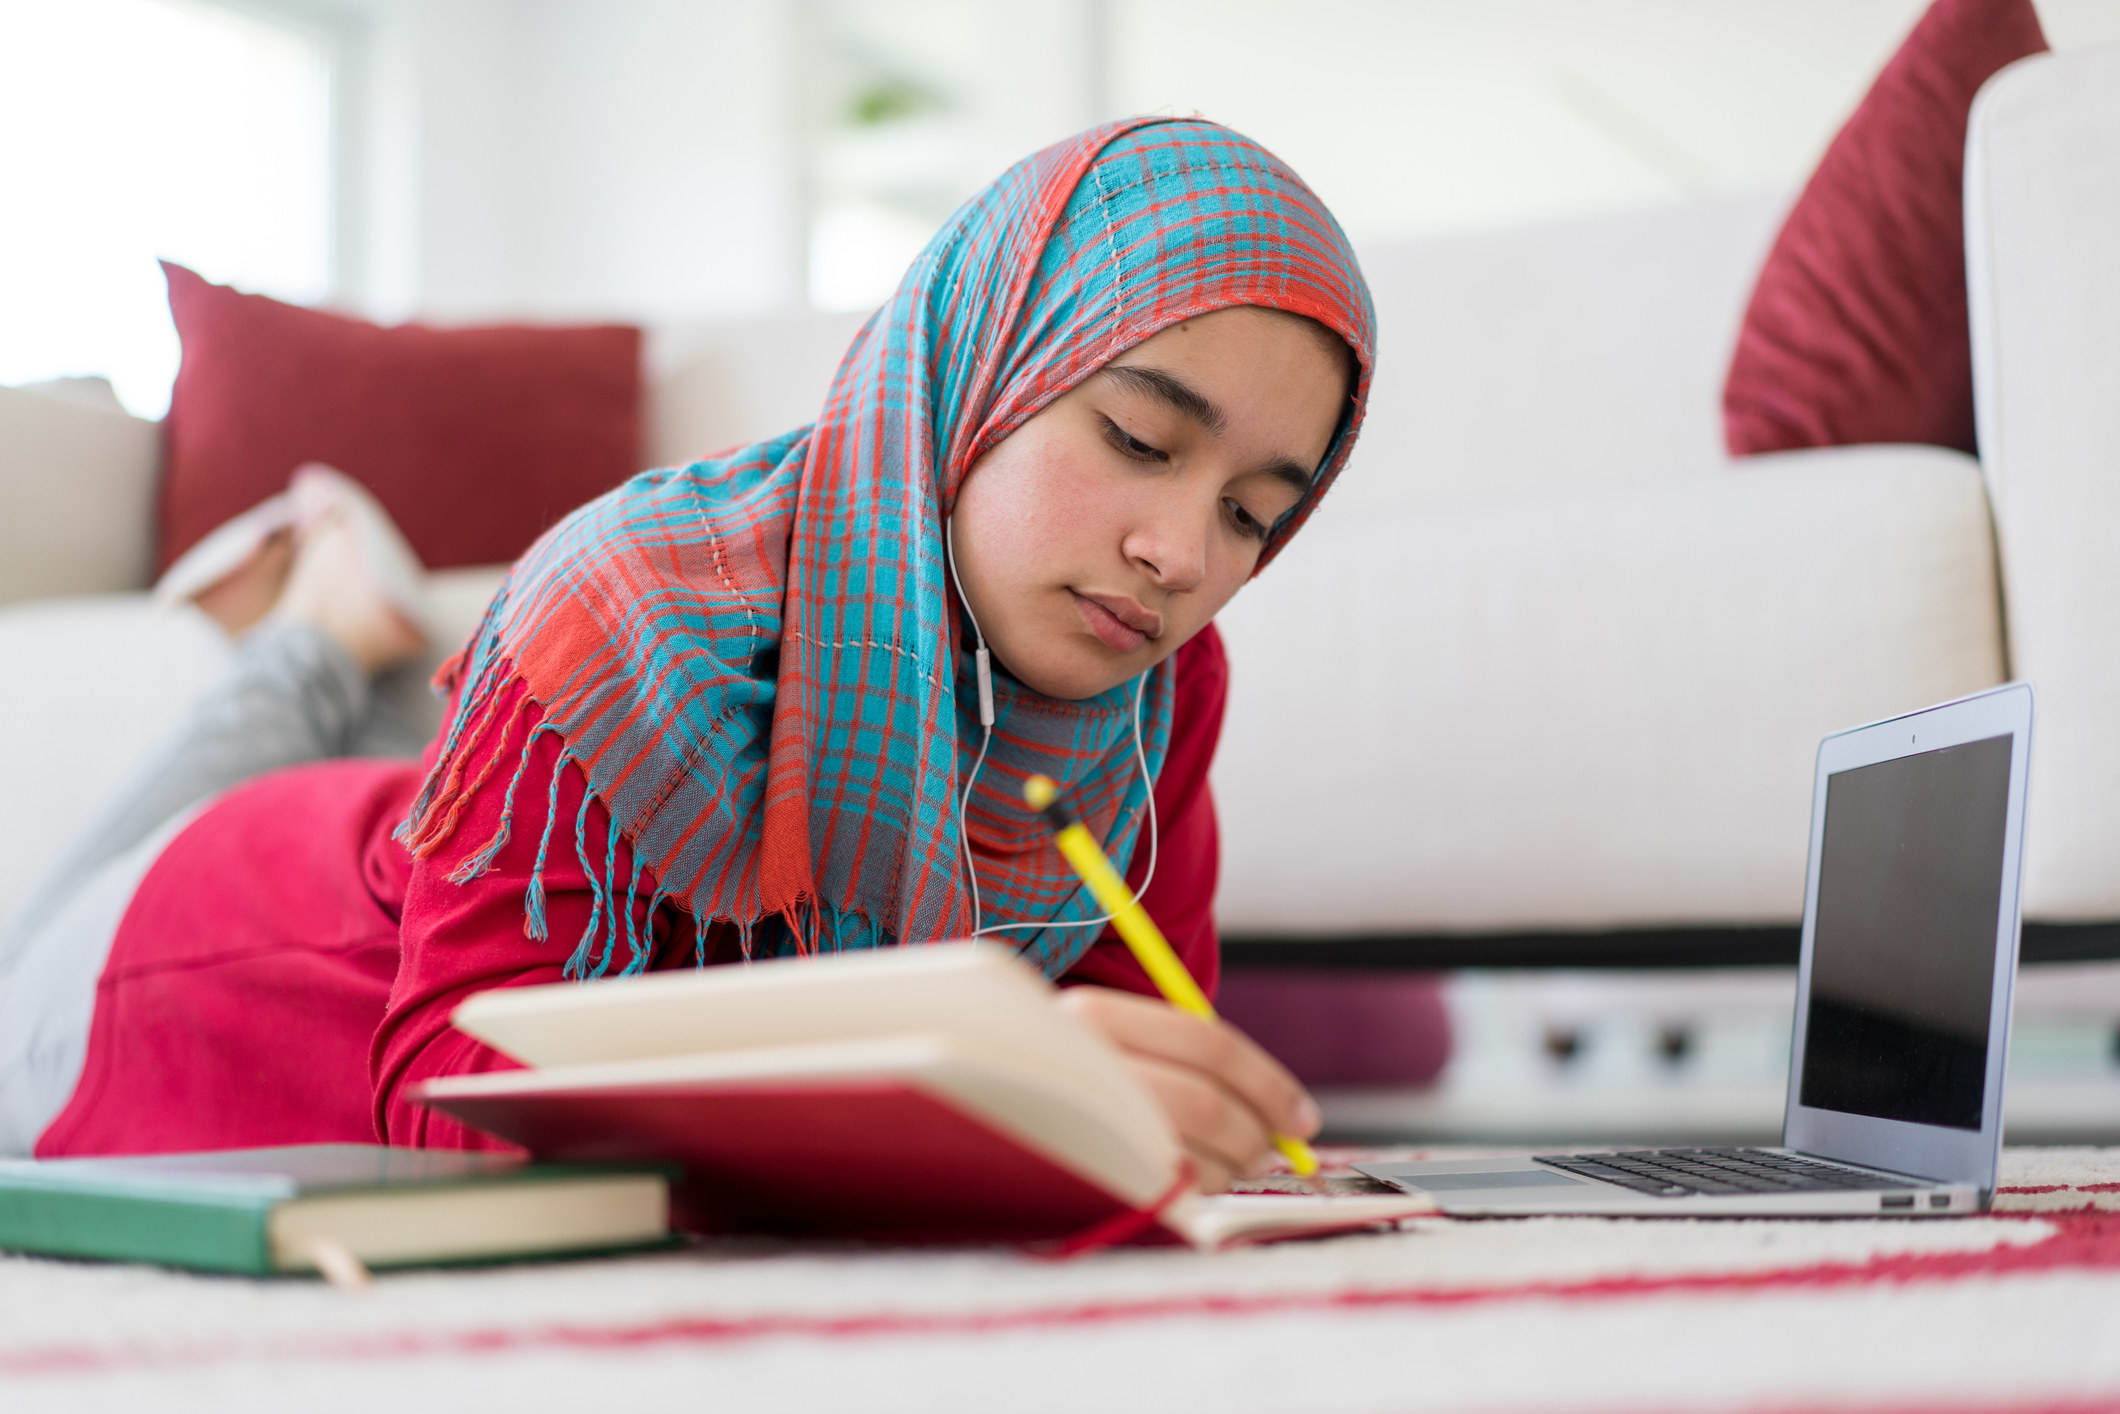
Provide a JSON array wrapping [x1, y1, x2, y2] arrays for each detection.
[[401, 117, 1375, 978]]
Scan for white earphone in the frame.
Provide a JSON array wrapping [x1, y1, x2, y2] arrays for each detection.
[[944, 515, 1157, 938]]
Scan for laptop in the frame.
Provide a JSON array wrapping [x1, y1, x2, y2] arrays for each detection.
[[1357, 682, 2034, 1216]]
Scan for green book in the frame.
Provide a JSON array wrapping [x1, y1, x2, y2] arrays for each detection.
[[0, 1144, 672, 1277]]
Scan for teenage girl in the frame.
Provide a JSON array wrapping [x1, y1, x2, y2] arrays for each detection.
[[0, 117, 1374, 1195]]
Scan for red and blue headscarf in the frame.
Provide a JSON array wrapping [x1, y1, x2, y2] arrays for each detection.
[[401, 117, 1376, 978]]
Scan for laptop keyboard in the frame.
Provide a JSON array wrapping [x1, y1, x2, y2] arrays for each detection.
[[1533, 1147, 1924, 1198]]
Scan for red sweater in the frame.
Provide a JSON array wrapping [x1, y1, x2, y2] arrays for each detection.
[[36, 627, 1228, 1157]]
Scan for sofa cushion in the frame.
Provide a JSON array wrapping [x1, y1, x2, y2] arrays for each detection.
[[1211, 446, 2004, 937], [158, 263, 643, 573], [1721, 0, 2046, 458], [1349, 192, 1786, 515], [0, 384, 160, 608]]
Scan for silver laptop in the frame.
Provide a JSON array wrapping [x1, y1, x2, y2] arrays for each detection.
[[1358, 682, 2034, 1216]]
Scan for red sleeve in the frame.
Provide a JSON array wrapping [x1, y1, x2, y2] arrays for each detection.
[[370, 679, 674, 1149], [1058, 622, 1227, 1004]]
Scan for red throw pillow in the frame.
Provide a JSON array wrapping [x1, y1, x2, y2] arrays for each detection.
[[1722, 0, 2047, 457], [158, 262, 643, 571]]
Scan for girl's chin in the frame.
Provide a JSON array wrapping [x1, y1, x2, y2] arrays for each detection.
[[1002, 642, 1152, 702], [1010, 667, 1112, 702]]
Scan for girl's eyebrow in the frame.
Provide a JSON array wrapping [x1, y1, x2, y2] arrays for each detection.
[[1099, 364, 1226, 435], [1257, 459, 1315, 497]]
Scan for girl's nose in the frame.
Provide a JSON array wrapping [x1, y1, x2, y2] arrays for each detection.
[[1121, 498, 1210, 593]]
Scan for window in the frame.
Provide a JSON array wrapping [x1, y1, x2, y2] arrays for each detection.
[[804, 0, 987, 311], [0, 0, 333, 416], [800, 0, 1104, 311]]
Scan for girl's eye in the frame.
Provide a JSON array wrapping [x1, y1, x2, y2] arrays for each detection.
[[1099, 417, 1166, 463], [1224, 498, 1269, 542]]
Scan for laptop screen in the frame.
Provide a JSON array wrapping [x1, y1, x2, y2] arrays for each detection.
[[1798, 734, 2014, 1132]]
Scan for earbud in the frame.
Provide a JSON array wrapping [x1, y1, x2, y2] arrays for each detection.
[[946, 519, 996, 729]]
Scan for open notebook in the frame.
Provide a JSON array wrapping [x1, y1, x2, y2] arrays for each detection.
[[416, 944, 1431, 1248]]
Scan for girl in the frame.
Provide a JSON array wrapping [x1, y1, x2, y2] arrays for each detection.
[[4, 117, 1374, 1195]]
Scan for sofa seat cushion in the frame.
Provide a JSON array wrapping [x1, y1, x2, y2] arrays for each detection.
[[0, 599, 233, 927], [0, 568, 509, 927], [1210, 444, 2004, 938]]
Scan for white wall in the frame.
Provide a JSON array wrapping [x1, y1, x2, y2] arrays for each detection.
[[805, 0, 2120, 307], [1110, 0, 2120, 249], [280, 0, 2120, 322], [343, 0, 805, 324]]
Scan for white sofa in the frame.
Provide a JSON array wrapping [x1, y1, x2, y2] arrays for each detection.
[[3, 45, 2115, 955], [1226, 42, 2119, 949]]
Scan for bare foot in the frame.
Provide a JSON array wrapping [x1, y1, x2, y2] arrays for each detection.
[[273, 509, 430, 674], [190, 527, 297, 638]]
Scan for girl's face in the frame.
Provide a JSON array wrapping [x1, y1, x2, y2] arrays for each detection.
[[951, 305, 1350, 701]]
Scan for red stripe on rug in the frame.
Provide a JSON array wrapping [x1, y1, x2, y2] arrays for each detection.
[[8, 1211, 2120, 1377]]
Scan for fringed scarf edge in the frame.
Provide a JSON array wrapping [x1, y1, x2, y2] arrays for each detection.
[[395, 641, 887, 982]]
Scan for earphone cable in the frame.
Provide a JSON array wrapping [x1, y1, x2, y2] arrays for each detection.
[[964, 665, 1159, 939], [945, 516, 1158, 940]]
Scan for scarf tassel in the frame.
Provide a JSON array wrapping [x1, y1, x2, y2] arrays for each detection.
[[565, 789, 606, 981], [447, 717, 551, 885], [521, 754, 566, 942], [405, 668, 892, 976], [398, 648, 518, 857]]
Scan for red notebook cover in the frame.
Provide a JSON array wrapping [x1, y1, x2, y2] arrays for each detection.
[[422, 1078, 1155, 1243]]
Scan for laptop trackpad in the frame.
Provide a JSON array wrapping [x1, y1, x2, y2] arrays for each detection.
[[1400, 1169, 1586, 1192]]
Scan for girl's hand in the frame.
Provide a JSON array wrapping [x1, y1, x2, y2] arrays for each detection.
[[1056, 985, 1322, 1193]]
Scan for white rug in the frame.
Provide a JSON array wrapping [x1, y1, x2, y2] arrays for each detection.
[[6, 1147, 2120, 1413]]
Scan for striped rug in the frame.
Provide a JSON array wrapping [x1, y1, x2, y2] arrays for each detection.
[[5, 1147, 2117, 1412]]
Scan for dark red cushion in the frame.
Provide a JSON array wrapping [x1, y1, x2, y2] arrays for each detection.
[[1722, 0, 2047, 458], [158, 262, 643, 571]]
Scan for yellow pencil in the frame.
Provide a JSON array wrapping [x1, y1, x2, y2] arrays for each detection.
[[1021, 773, 1320, 1178]]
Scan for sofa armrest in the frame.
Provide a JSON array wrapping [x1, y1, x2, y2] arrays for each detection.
[[1210, 447, 2004, 938], [0, 385, 159, 607], [1966, 45, 2120, 919]]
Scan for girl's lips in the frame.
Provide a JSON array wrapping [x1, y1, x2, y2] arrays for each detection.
[[1072, 591, 1152, 652]]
